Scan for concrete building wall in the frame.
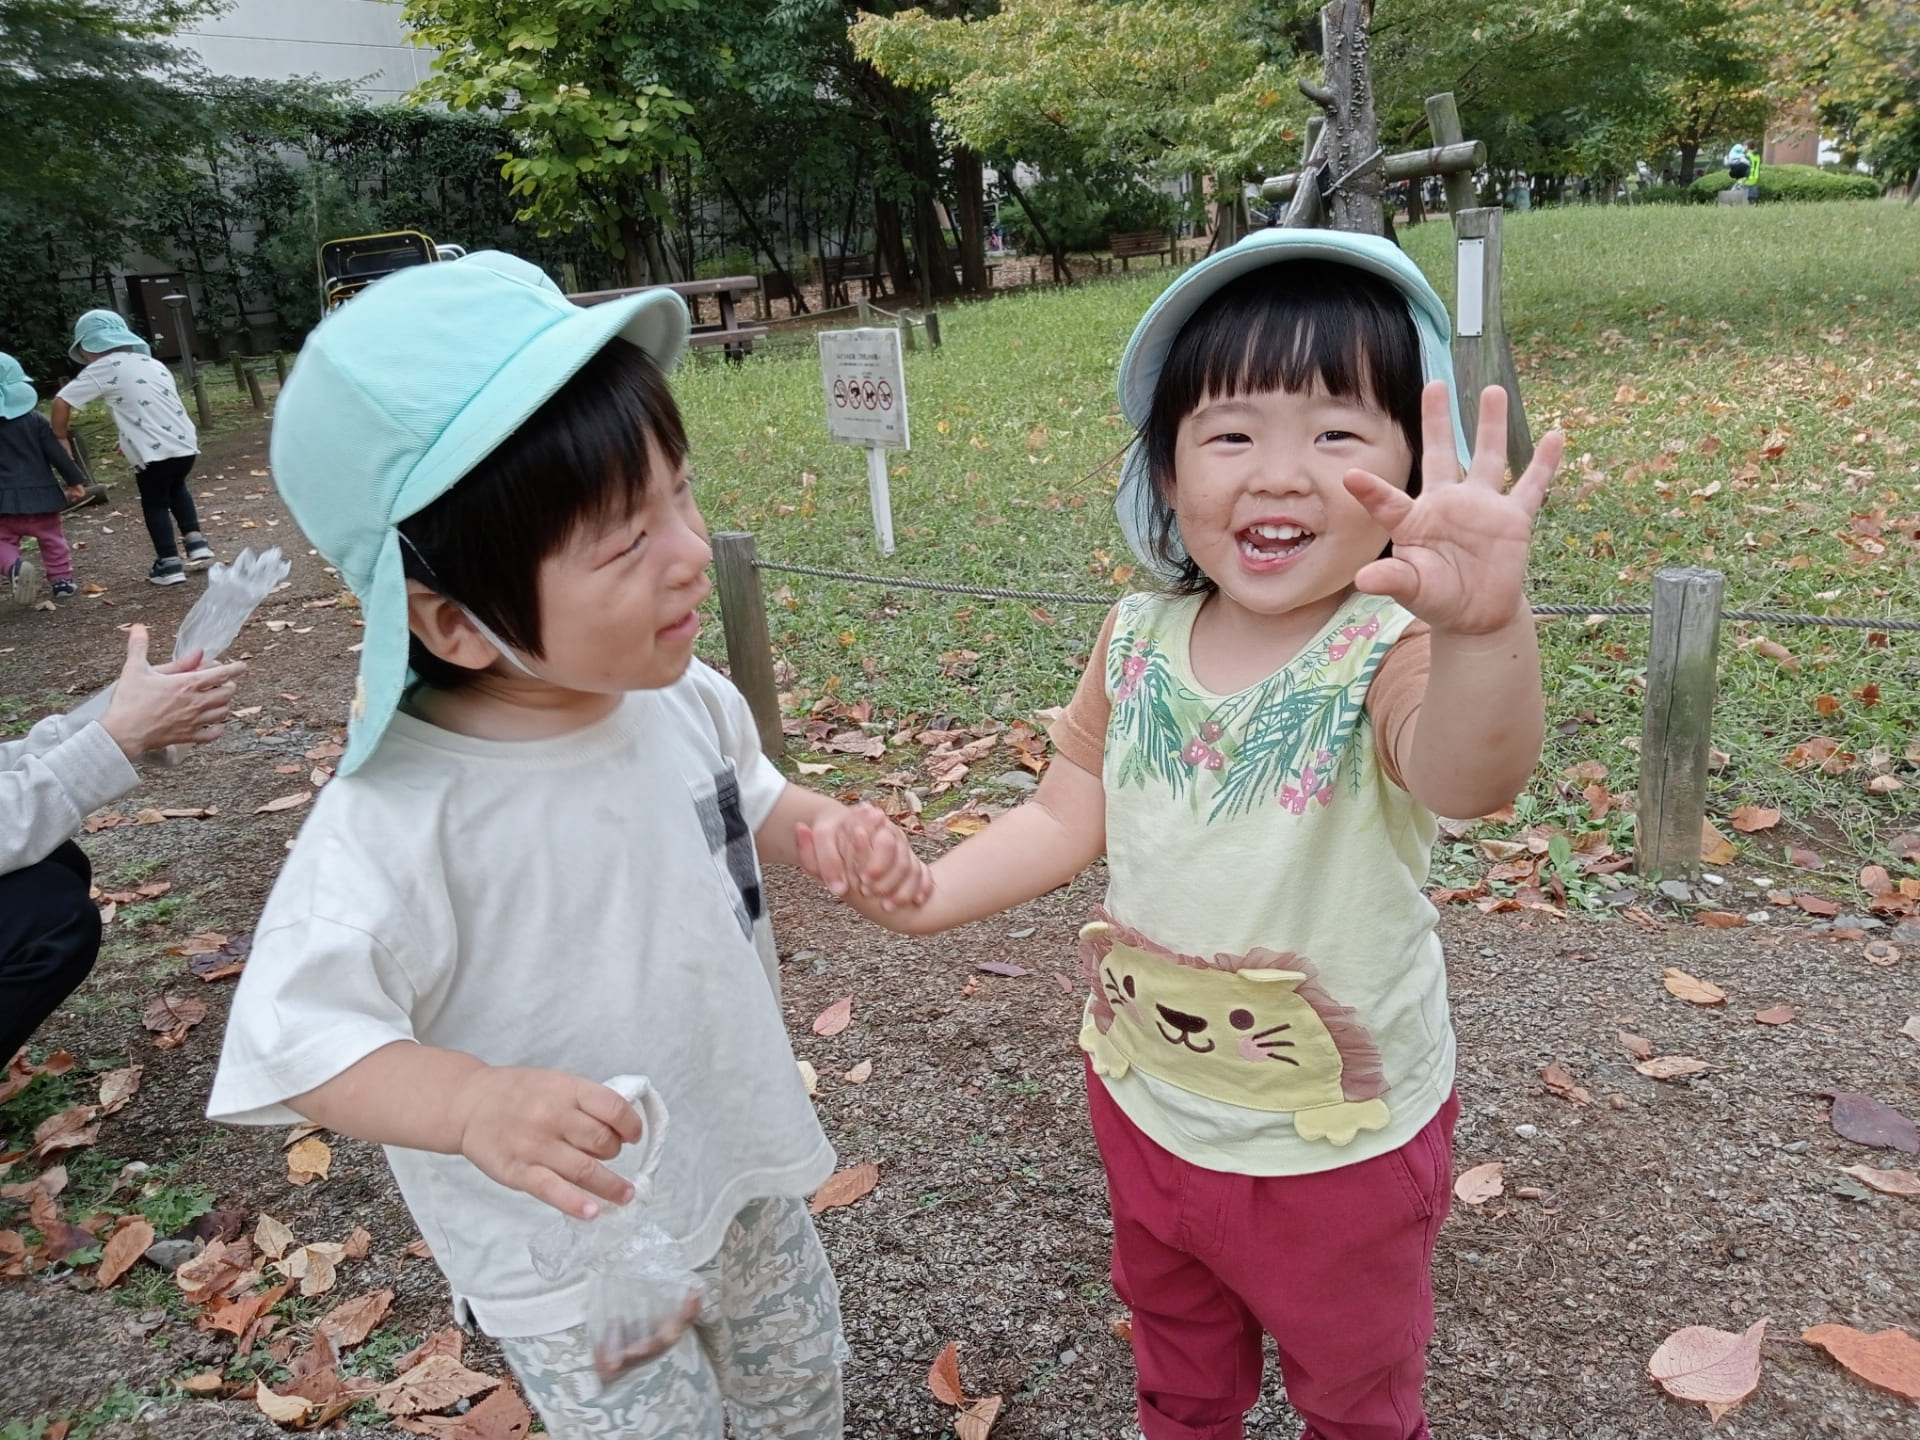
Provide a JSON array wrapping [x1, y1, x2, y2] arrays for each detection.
[[177, 0, 432, 105]]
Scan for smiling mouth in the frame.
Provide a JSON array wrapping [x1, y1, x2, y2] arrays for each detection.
[[1237, 522, 1315, 565]]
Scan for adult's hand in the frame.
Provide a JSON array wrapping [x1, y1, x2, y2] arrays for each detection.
[[99, 624, 246, 759]]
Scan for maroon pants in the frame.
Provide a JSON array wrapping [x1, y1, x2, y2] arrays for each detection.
[[1087, 1063, 1458, 1440], [0, 511, 73, 582]]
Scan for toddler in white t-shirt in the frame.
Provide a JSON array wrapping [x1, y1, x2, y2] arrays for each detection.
[[206, 253, 928, 1439]]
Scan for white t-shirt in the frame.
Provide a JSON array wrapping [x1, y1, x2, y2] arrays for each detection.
[[57, 352, 198, 466], [207, 663, 835, 1337]]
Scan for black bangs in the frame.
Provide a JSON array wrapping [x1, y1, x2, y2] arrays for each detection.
[[1140, 259, 1427, 595], [398, 338, 688, 689]]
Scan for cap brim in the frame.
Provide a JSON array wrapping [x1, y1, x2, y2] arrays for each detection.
[[336, 286, 690, 776]]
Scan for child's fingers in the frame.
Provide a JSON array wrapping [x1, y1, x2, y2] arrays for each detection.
[[1352, 554, 1421, 608], [1509, 428, 1566, 519], [1343, 469, 1417, 532], [1465, 385, 1512, 488], [527, 1154, 634, 1220], [579, 1085, 646, 1148], [796, 822, 849, 896], [1419, 380, 1464, 492]]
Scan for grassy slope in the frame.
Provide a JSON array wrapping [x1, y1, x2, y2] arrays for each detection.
[[677, 201, 1920, 875]]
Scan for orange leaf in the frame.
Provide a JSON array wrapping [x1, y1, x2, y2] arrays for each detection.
[[1753, 1005, 1797, 1025], [1541, 1062, 1592, 1106], [1859, 865, 1894, 896], [1802, 1324, 1920, 1402], [373, 1354, 501, 1418], [1787, 846, 1824, 871], [1754, 638, 1797, 669], [1618, 1031, 1654, 1061], [1729, 806, 1780, 833], [1836, 1165, 1920, 1197], [1453, 1161, 1504, 1205], [1815, 694, 1842, 718], [811, 998, 853, 1037], [254, 791, 312, 815], [1696, 911, 1746, 929], [316, 1288, 395, 1350], [1662, 968, 1726, 1005], [287, 1136, 332, 1186], [1700, 820, 1737, 866], [808, 1162, 879, 1214], [927, 1340, 965, 1406], [1648, 1318, 1765, 1419], [96, 1217, 154, 1289]]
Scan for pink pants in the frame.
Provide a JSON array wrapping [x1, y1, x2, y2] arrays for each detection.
[[0, 512, 73, 583], [1087, 1062, 1459, 1440]]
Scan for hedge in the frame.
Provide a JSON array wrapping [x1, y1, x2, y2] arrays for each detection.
[[1689, 163, 1882, 203]]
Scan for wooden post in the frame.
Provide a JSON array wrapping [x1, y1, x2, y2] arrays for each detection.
[[1450, 208, 1533, 472], [1424, 93, 1480, 217], [857, 297, 872, 324], [230, 355, 247, 391], [712, 531, 785, 760], [190, 370, 213, 430], [1636, 568, 1725, 883], [924, 310, 941, 348], [244, 363, 266, 410], [273, 352, 289, 384], [899, 315, 916, 353]]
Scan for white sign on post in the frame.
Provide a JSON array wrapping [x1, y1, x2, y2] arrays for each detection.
[[819, 328, 909, 555], [1455, 237, 1486, 338]]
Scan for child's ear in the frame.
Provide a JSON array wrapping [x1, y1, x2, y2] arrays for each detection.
[[405, 579, 501, 673]]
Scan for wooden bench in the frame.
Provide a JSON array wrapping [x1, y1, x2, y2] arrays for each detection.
[[756, 269, 805, 320], [812, 254, 876, 310], [1108, 230, 1175, 272], [569, 276, 768, 360]]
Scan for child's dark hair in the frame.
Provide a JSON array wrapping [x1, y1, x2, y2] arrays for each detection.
[[397, 339, 686, 689], [1141, 260, 1425, 595]]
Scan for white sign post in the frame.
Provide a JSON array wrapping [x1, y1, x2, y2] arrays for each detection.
[[818, 328, 909, 555]]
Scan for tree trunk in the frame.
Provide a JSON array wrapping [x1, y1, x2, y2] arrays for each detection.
[[873, 191, 911, 299], [952, 146, 989, 296], [715, 166, 808, 313], [1678, 141, 1699, 185], [1000, 171, 1071, 284], [1405, 178, 1425, 225], [907, 120, 958, 307], [1311, 0, 1386, 237], [617, 210, 645, 287]]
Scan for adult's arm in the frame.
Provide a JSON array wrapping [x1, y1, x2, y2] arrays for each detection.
[[0, 714, 138, 873]]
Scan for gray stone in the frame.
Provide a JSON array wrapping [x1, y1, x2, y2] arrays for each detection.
[[1658, 879, 1695, 903], [142, 1238, 197, 1272], [1780, 1139, 1810, 1155], [1893, 918, 1920, 944], [1832, 915, 1884, 931], [992, 770, 1038, 792], [1515, 1123, 1538, 1140]]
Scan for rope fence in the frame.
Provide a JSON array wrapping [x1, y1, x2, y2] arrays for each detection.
[[719, 536, 1912, 886]]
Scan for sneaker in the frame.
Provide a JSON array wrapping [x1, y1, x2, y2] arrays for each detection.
[[50, 579, 77, 598], [148, 557, 187, 586], [8, 558, 46, 607], [183, 533, 215, 568]]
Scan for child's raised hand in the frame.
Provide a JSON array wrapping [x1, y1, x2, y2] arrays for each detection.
[[1344, 382, 1564, 636], [454, 1067, 645, 1220], [795, 802, 933, 912]]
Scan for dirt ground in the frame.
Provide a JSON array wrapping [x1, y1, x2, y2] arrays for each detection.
[[3, 416, 1918, 1438]]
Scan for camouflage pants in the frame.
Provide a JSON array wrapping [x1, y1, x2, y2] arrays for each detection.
[[497, 1196, 846, 1439]]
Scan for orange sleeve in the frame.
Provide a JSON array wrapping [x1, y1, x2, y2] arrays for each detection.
[[1365, 623, 1430, 792], [1046, 605, 1119, 778]]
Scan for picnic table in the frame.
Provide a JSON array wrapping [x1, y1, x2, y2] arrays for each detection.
[[568, 275, 768, 360]]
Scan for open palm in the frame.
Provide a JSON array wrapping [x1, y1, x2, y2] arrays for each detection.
[[1345, 383, 1564, 636]]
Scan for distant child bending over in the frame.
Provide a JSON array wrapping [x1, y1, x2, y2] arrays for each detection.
[[805, 231, 1564, 1440], [50, 309, 213, 586], [0, 352, 88, 604], [207, 253, 927, 1439]]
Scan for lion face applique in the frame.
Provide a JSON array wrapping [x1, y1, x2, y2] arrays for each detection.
[[1079, 917, 1391, 1147]]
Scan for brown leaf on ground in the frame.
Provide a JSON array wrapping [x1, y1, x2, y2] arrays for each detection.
[[30, 1105, 99, 1159], [956, 1394, 1004, 1440], [1802, 1324, 1920, 1401], [810, 997, 853, 1036], [402, 1237, 433, 1260], [441, 1385, 533, 1440], [175, 1238, 253, 1304], [974, 961, 1030, 978], [96, 1066, 142, 1115], [809, 1162, 879, 1214], [171, 932, 227, 957], [1454, 1162, 1504, 1205], [1618, 1031, 1655, 1061], [255, 1380, 314, 1426], [1754, 638, 1798, 669], [1859, 865, 1894, 896], [254, 791, 312, 815], [200, 1281, 291, 1338], [373, 1354, 501, 1417], [394, 1327, 464, 1374], [276, 1241, 347, 1296], [1794, 894, 1841, 917], [287, 1136, 332, 1186], [284, 1121, 324, 1147], [928, 1340, 965, 1406], [177, 1371, 225, 1395], [0, 1230, 27, 1278], [142, 993, 207, 1048], [1788, 846, 1825, 871], [1700, 820, 1737, 866], [1636, 1056, 1713, 1080], [1647, 1318, 1766, 1420], [1729, 805, 1781, 833], [1541, 1062, 1593, 1106], [843, 1060, 873, 1085], [1824, 1092, 1920, 1153], [1662, 968, 1726, 1005], [1863, 940, 1901, 966], [342, 1225, 373, 1260], [1836, 1165, 1920, 1197], [317, 1288, 395, 1350], [1696, 911, 1746, 929], [1754, 1005, 1797, 1025], [96, 1217, 154, 1288], [254, 1213, 295, 1260]]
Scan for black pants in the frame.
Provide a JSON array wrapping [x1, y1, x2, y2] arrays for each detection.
[[0, 841, 101, 1062], [135, 453, 201, 560]]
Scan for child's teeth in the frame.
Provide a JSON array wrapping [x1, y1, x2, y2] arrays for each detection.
[[1251, 524, 1306, 540]]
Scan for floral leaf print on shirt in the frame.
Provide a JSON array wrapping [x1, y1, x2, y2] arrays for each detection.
[[1107, 596, 1392, 824]]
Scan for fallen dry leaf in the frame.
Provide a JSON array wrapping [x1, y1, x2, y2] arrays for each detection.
[[1730, 805, 1782, 833], [178, 1371, 225, 1395], [431, 1384, 532, 1440], [796, 1060, 818, 1097], [1788, 845, 1825, 871], [31, 1105, 100, 1159], [1700, 820, 1737, 866], [1836, 1164, 1920, 1198], [374, 1354, 501, 1417], [1637, 1056, 1713, 1080], [956, 1394, 1003, 1440], [843, 1060, 873, 1085], [142, 993, 207, 1048], [1618, 1031, 1655, 1061], [1454, 1162, 1504, 1206], [1904, 1016, 1920, 1044], [275, 1241, 347, 1296], [943, 813, 990, 837], [1696, 910, 1746, 929], [254, 1213, 295, 1260], [809, 1162, 879, 1214], [1648, 1318, 1766, 1420], [1794, 893, 1841, 917], [1754, 1005, 1797, 1025], [928, 1340, 964, 1406], [1802, 1324, 1920, 1402], [811, 997, 853, 1037], [287, 1136, 332, 1186], [317, 1288, 395, 1350], [96, 1066, 142, 1115], [343, 1225, 373, 1261], [175, 1238, 253, 1305], [1824, 1092, 1920, 1153], [96, 1217, 154, 1288], [394, 1327, 463, 1373], [1541, 1062, 1593, 1106], [1663, 968, 1726, 1006], [255, 1379, 314, 1426], [254, 791, 312, 815]]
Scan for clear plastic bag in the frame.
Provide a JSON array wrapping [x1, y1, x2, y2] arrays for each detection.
[[528, 1076, 704, 1397]]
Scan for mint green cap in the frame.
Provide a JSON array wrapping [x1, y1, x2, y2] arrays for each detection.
[[69, 309, 152, 364], [0, 353, 37, 420]]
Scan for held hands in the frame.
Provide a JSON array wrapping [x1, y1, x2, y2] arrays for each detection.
[[1344, 383, 1565, 637], [99, 623, 248, 759], [455, 1067, 645, 1220], [794, 802, 933, 913]]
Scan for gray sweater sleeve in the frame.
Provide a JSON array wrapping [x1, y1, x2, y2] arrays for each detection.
[[0, 712, 141, 873]]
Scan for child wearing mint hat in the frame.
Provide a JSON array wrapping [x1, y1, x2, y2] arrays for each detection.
[[0, 352, 90, 603], [811, 229, 1566, 1440], [51, 308, 213, 586], [207, 250, 929, 1437]]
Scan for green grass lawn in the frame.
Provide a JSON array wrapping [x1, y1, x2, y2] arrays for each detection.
[[680, 200, 1920, 878]]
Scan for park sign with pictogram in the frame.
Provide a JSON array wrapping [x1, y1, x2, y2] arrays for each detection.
[[819, 327, 910, 449]]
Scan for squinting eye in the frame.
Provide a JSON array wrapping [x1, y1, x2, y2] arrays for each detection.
[[1229, 1008, 1255, 1030], [624, 531, 649, 555]]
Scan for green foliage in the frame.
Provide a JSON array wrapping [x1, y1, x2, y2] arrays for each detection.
[[0, 1070, 82, 1149], [137, 1182, 216, 1237], [1000, 173, 1179, 254], [1633, 183, 1701, 204], [1689, 162, 1883, 201]]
